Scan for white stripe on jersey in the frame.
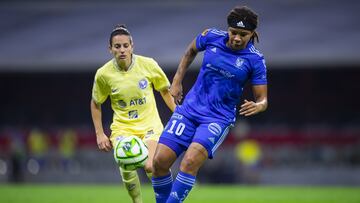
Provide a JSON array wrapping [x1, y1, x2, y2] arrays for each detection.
[[210, 29, 227, 36], [249, 45, 263, 57]]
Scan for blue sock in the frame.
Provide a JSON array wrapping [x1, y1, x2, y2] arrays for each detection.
[[166, 171, 196, 203], [152, 173, 173, 203]]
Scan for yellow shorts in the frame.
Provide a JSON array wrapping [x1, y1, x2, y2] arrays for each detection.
[[110, 131, 161, 147]]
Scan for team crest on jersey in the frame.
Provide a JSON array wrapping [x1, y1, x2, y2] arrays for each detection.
[[236, 57, 244, 68], [138, 79, 148, 89]]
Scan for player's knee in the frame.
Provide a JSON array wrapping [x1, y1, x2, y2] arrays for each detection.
[[152, 155, 169, 176], [152, 156, 163, 171], [180, 155, 200, 175]]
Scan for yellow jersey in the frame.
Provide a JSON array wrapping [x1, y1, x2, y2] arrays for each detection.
[[92, 54, 170, 139]]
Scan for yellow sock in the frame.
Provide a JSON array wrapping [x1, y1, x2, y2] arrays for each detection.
[[119, 167, 142, 203]]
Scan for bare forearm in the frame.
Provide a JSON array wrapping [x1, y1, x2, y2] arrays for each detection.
[[239, 85, 268, 116], [90, 99, 105, 136], [160, 89, 176, 112], [173, 41, 197, 85], [253, 84, 268, 112], [90, 99, 112, 152], [255, 97, 268, 112]]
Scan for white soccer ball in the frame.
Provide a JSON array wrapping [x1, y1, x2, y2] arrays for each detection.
[[113, 136, 149, 170]]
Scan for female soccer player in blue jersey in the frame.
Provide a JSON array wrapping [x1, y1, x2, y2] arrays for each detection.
[[90, 25, 176, 203], [151, 6, 268, 203]]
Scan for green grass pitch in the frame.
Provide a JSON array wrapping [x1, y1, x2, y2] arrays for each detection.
[[0, 184, 359, 203]]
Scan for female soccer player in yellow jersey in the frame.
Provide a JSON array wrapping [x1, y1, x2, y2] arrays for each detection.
[[90, 24, 176, 203]]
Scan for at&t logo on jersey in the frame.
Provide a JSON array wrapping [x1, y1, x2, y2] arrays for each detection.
[[130, 97, 146, 106], [138, 79, 148, 89], [118, 98, 146, 108]]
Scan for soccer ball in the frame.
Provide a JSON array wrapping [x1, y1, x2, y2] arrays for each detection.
[[113, 136, 149, 170]]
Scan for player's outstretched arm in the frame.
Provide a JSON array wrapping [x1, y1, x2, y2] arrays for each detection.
[[160, 88, 176, 112], [90, 99, 112, 152], [239, 84, 268, 116], [171, 39, 198, 104]]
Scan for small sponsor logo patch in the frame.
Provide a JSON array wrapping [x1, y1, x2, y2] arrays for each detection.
[[208, 123, 222, 136], [208, 137, 215, 144], [128, 110, 138, 119], [172, 113, 183, 120], [118, 100, 126, 108], [237, 21, 245, 28]]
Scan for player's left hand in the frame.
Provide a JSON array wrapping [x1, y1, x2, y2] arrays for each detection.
[[239, 99, 262, 116], [170, 83, 183, 105], [96, 133, 112, 152]]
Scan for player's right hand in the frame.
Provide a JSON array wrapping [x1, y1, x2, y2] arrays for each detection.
[[96, 133, 112, 152]]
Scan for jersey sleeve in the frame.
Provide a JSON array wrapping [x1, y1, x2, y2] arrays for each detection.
[[92, 70, 110, 104], [195, 29, 210, 51], [148, 59, 170, 91], [195, 28, 226, 51], [251, 57, 268, 85]]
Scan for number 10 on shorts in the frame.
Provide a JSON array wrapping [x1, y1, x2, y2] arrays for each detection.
[[166, 120, 185, 136]]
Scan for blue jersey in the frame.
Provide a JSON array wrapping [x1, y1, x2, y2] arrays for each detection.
[[177, 28, 267, 124]]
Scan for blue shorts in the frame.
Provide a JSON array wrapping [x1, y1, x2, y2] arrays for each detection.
[[159, 112, 232, 159]]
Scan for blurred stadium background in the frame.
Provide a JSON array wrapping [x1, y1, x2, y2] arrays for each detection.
[[0, 0, 360, 188]]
